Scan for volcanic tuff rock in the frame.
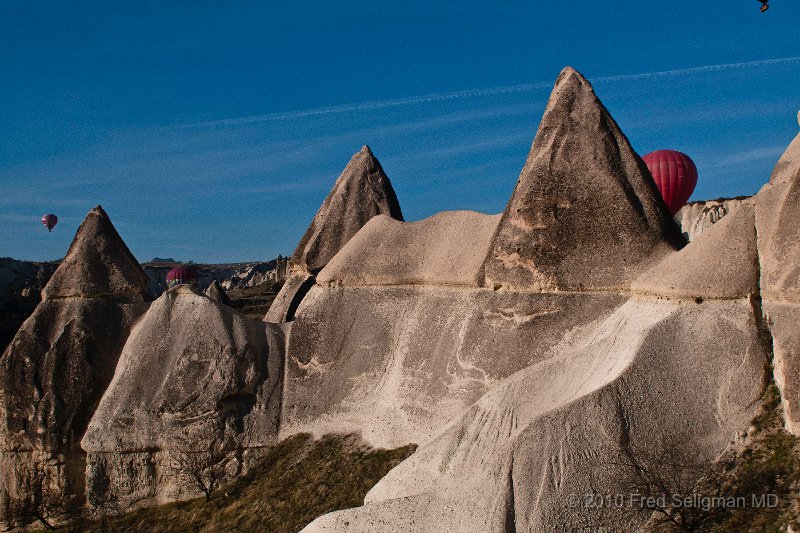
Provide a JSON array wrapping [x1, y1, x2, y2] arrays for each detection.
[[755, 117, 800, 433], [4, 68, 798, 532], [263, 272, 313, 323], [318, 211, 501, 287], [295, 69, 777, 531], [82, 285, 284, 507], [0, 206, 148, 514], [266, 146, 403, 322], [482, 67, 685, 292], [204, 279, 232, 305], [291, 145, 403, 274], [305, 299, 765, 532], [42, 206, 148, 300], [632, 201, 759, 300], [674, 197, 749, 241]]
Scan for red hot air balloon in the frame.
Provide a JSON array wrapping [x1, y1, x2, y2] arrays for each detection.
[[41, 214, 58, 232], [642, 150, 698, 216], [166, 266, 199, 289]]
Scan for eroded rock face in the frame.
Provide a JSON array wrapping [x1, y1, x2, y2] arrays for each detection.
[[42, 206, 148, 300], [82, 285, 284, 507], [674, 197, 749, 242], [266, 146, 403, 323], [633, 202, 759, 300], [291, 145, 403, 274], [755, 124, 800, 433], [482, 67, 685, 292], [294, 72, 782, 532], [0, 206, 148, 516], [204, 279, 232, 306], [318, 211, 501, 288], [282, 286, 624, 448], [305, 299, 765, 532]]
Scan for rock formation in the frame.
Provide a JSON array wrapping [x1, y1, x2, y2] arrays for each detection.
[[204, 279, 232, 305], [0, 206, 148, 516], [754, 112, 800, 433], [82, 285, 284, 508], [279, 69, 694, 453], [633, 201, 759, 299], [144, 258, 288, 300], [482, 67, 685, 292], [265, 145, 403, 322], [318, 211, 500, 288], [0, 259, 57, 353], [292, 70, 778, 531], [292, 145, 403, 274], [675, 196, 750, 241], [2, 69, 798, 532]]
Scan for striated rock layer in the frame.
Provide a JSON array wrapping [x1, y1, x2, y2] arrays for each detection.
[[304, 298, 765, 532], [0, 206, 148, 515]]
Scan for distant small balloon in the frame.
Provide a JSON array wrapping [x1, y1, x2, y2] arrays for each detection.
[[41, 214, 58, 232], [642, 150, 698, 216]]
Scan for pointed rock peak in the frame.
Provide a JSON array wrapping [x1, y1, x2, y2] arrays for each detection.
[[291, 146, 404, 273], [361, 144, 372, 154], [482, 67, 684, 291], [204, 280, 232, 306], [42, 206, 148, 299], [554, 66, 584, 87]]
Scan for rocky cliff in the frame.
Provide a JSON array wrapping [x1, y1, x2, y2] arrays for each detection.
[[292, 69, 782, 532], [0, 206, 148, 519], [1, 69, 798, 532]]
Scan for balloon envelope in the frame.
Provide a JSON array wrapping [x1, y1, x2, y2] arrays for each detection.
[[642, 150, 698, 216], [41, 214, 58, 232], [166, 266, 199, 289]]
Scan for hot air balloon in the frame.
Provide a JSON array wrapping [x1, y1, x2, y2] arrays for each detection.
[[41, 214, 58, 232], [642, 150, 698, 216], [166, 265, 199, 289]]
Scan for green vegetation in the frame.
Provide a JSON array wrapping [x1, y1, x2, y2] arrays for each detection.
[[698, 382, 800, 532], [58, 433, 415, 533]]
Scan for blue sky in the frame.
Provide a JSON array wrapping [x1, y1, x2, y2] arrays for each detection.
[[1, 2, 799, 263]]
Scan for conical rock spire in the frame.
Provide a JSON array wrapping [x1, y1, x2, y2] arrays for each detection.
[[482, 67, 684, 291], [291, 146, 403, 274], [43, 205, 148, 299]]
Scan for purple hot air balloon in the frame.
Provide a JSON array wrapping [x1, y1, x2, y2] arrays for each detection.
[[41, 214, 58, 232]]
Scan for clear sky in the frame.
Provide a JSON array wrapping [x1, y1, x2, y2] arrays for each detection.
[[1, 2, 799, 263]]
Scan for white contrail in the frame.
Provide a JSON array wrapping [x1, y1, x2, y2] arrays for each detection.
[[173, 56, 800, 129]]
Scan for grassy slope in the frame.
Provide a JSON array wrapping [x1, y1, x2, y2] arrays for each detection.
[[698, 382, 800, 532], [64, 434, 415, 533]]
